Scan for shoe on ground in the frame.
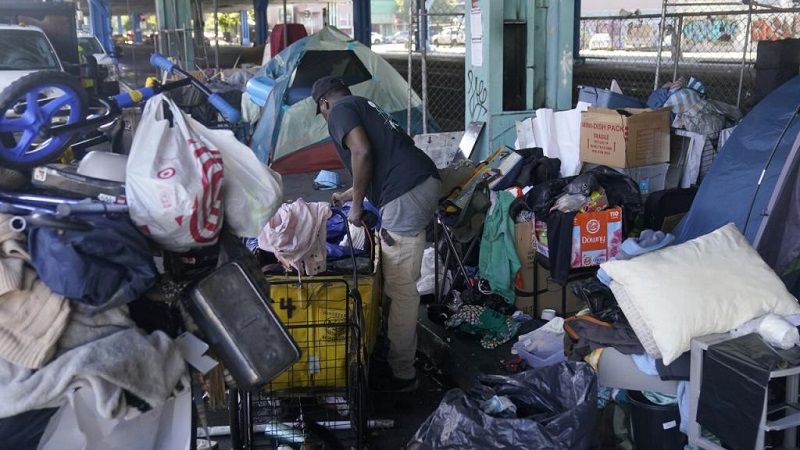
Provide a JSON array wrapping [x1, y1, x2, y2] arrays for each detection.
[[369, 375, 419, 392]]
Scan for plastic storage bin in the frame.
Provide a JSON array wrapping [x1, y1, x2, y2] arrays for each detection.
[[578, 86, 646, 109], [629, 390, 686, 450], [615, 163, 670, 197], [513, 330, 566, 368]]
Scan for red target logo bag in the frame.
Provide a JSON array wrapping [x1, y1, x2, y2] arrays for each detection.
[[126, 94, 224, 252]]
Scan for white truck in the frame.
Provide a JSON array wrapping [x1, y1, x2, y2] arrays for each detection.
[[0, 24, 63, 93]]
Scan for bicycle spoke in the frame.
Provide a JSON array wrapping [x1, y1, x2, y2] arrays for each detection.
[[0, 117, 29, 133], [14, 129, 36, 158], [24, 91, 41, 119], [41, 95, 71, 117]]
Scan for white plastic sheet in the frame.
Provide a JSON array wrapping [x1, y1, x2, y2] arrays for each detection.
[[38, 384, 191, 450], [515, 102, 590, 178]]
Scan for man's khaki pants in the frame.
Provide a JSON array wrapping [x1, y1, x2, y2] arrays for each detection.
[[381, 228, 426, 380]]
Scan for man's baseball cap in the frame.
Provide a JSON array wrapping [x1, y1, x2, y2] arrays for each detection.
[[312, 76, 347, 114]]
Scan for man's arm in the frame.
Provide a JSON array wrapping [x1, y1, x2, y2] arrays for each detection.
[[343, 126, 372, 223], [332, 187, 353, 206]]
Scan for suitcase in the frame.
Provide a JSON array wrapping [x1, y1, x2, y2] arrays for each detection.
[[187, 239, 301, 390], [644, 187, 698, 232]]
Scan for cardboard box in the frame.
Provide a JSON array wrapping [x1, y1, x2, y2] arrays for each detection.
[[580, 108, 671, 168], [514, 221, 583, 317], [534, 207, 623, 268]]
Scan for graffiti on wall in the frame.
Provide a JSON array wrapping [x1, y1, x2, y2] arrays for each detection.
[[466, 70, 488, 121]]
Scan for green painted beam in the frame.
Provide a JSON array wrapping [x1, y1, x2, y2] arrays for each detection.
[[465, 0, 574, 160], [154, 0, 195, 69]]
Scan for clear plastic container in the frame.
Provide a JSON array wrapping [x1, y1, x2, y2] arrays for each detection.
[[513, 331, 566, 368]]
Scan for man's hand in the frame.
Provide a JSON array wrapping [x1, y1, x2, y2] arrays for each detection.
[[348, 203, 364, 226], [331, 188, 353, 206]]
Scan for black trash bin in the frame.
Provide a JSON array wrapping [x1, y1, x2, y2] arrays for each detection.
[[629, 390, 686, 450]]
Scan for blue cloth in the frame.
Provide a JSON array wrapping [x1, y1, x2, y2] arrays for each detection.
[[29, 215, 157, 313], [678, 381, 690, 434], [326, 243, 368, 261], [647, 88, 671, 109], [632, 353, 660, 376], [598, 230, 675, 285], [326, 201, 381, 244], [644, 391, 678, 406]]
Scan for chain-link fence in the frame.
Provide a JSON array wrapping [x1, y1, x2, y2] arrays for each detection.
[[577, 3, 800, 108], [373, 1, 466, 133]]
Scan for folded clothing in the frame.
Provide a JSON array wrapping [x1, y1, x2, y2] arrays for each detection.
[[564, 315, 645, 362], [29, 215, 157, 313], [0, 215, 70, 369], [597, 230, 674, 285]]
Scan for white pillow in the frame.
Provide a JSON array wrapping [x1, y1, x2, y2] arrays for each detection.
[[601, 223, 800, 364]]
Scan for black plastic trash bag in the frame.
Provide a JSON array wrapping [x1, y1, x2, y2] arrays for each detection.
[[572, 278, 626, 324], [408, 362, 597, 450]]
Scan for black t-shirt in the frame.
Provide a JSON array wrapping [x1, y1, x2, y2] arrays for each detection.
[[327, 96, 439, 208]]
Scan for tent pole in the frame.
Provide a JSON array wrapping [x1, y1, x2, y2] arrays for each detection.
[[743, 105, 800, 236]]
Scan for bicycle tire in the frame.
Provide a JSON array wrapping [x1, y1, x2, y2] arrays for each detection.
[[0, 71, 88, 169]]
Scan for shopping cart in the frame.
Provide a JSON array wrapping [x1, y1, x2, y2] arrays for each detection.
[[229, 209, 379, 450]]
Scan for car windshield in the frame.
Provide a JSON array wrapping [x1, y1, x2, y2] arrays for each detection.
[[79, 37, 105, 54], [0, 29, 59, 70]]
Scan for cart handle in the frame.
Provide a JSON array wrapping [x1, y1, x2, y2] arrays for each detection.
[[150, 53, 241, 124]]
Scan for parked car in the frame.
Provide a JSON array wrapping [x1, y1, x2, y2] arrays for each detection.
[[77, 33, 120, 95], [431, 27, 464, 46], [388, 31, 410, 44], [371, 32, 384, 45], [0, 24, 62, 92]]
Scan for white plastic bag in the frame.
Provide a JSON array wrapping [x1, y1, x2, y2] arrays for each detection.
[[192, 121, 283, 237], [731, 313, 800, 350], [417, 247, 451, 296], [126, 94, 224, 252]]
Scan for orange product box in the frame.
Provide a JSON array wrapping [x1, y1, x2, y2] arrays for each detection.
[[534, 207, 623, 268]]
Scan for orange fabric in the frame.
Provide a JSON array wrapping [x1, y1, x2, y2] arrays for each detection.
[[270, 142, 344, 175]]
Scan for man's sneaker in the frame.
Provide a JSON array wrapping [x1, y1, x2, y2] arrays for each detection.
[[369, 375, 419, 392]]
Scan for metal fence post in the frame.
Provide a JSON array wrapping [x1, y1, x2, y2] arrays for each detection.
[[420, 8, 428, 134], [736, 3, 754, 107], [407, 7, 414, 135], [672, 15, 683, 81], [654, 0, 669, 90]]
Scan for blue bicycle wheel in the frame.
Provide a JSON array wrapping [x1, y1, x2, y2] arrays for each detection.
[[0, 71, 88, 169]]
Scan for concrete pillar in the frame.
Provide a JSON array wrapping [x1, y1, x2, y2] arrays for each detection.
[[88, 0, 114, 54], [353, 0, 372, 47], [240, 10, 251, 46], [132, 12, 143, 43], [115, 15, 123, 35]]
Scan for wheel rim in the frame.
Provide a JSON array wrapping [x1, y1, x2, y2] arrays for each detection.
[[0, 83, 83, 164]]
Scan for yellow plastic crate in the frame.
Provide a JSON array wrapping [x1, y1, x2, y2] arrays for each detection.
[[265, 245, 381, 391]]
